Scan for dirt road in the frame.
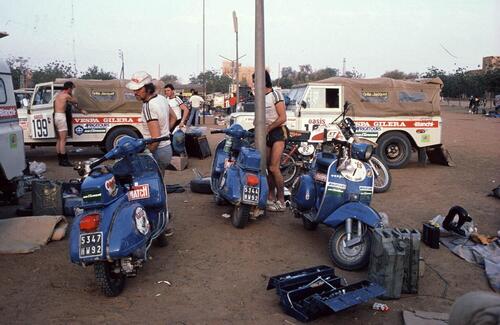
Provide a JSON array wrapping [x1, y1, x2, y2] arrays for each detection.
[[0, 107, 498, 324]]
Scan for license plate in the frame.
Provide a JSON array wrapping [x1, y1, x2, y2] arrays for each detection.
[[242, 185, 260, 203], [79, 232, 103, 258]]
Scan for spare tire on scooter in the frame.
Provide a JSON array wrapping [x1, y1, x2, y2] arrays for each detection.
[[190, 177, 212, 194]]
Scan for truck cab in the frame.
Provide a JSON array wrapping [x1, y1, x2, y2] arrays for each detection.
[[18, 79, 162, 152], [0, 59, 26, 203], [229, 77, 445, 168]]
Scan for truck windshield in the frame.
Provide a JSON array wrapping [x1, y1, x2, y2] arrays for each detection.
[[287, 87, 306, 108]]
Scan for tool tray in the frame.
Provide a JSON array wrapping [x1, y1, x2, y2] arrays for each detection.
[[267, 265, 385, 322]]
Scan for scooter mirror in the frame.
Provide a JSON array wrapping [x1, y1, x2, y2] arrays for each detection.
[[300, 100, 307, 109]]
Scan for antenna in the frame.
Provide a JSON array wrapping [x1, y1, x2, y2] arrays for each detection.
[[342, 58, 346, 76], [118, 49, 124, 79], [71, 0, 78, 75]]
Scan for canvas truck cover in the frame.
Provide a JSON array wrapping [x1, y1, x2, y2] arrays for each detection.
[[54, 78, 164, 113], [315, 77, 443, 117]]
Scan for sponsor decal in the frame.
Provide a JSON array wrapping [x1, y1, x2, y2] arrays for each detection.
[[421, 134, 431, 143], [74, 125, 84, 136], [327, 182, 347, 193], [307, 118, 326, 126], [73, 117, 141, 124], [91, 90, 116, 96], [0, 106, 17, 119], [355, 120, 438, 128], [82, 189, 102, 203], [416, 129, 426, 134], [105, 176, 118, 197], [359, 186, 373, 192], [128, 184, 150, 201], [362, 91, 388, 97]]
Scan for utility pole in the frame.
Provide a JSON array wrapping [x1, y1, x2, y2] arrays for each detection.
[[118, 49, 124, 79], [202, 0, 206, 124], [342, 58, 346, 76], [255, 0, 266, 172], [233, 10, 239, 110]]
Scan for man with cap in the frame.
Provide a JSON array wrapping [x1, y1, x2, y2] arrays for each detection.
[[126, 71, 175, 177], [127, 72, 177, 237]]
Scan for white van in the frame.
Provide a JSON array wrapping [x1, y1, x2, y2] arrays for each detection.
[[0, 59, 26, 203]]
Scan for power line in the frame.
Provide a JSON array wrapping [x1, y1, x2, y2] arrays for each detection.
[[440, 43, 458, 59]]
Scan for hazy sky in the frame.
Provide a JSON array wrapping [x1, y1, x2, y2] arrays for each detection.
[[1, 0, 499, 83]]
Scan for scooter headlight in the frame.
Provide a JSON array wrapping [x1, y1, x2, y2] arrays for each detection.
[[351, 143, 373, 161], [134, 207, 150, 235]]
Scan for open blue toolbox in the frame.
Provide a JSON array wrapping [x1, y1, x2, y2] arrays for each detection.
[[267, 265, 385, 322]]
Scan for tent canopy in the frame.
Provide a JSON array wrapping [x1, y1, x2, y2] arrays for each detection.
[[311, 77, 443, 117]]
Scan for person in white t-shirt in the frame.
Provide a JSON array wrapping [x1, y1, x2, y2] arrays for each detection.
[[126, 71, 175, 177], [252, 70, 288, 212], [164, 83, 189, 131], [187, 91, 204, 126]]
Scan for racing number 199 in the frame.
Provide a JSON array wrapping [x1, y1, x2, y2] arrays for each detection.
[[32, 119, 48, 138]]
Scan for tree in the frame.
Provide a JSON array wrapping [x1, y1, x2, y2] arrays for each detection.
[[310, 67, 338, 81], [80, 65, 115, 80], [189, 70, 232, 93], [6, 56, 30, 89], [160, 74, 178, 85], [381, 69, 407, 79], [31, 61, 76, 84]]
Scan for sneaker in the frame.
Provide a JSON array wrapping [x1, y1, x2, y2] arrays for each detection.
[[268, 201, 286, 212], [266, 200, 276, 209]]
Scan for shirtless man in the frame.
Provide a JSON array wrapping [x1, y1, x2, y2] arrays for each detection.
[[54, 81, 87, 166]]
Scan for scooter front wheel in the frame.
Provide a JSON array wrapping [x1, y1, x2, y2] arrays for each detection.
[[94, 261, 126, 297], [232, 204, 250, 229], [328, 226, 371, 271]]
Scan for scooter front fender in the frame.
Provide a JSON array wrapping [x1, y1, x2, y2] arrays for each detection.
[[323, 202, 381, 229]]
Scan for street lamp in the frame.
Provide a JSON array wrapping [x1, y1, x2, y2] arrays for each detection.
[[233, 10, 240, 109]]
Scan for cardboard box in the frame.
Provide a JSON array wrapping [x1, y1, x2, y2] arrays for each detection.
[[169, 156, 188, 171]]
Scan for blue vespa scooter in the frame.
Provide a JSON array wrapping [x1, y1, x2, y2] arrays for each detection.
[[69, 135, 170, 296], [290, 113, 383, 271], [210, 124, 268, 228]]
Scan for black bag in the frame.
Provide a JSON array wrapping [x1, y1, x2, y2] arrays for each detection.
[[185, 134, 211, 159]]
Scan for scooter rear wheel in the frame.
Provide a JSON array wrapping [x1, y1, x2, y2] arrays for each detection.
[[94, 261, 126, 297], [328, 226, 371, 271], [232, 204, 250, 229]]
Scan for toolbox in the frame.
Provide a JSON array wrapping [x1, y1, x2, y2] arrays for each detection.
[[185, 134, 211, 159], [267, 265, 385, 322]]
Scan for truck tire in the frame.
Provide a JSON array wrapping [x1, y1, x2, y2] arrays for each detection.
[[376, 132, 412, 169], [104, 127, 138, 152]]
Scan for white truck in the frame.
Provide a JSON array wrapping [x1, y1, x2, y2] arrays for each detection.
[[229, 77, 448, 168], [0, 59, 26, 203], [18, 78, 163, 152]]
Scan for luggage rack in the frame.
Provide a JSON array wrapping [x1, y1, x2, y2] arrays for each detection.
[[267, 265, 385, 322]]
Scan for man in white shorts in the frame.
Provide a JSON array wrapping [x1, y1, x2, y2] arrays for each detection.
[[53, 81, 87, 166]]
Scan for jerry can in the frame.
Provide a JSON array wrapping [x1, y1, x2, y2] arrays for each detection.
[[393, 228, 421, 294], [368, 228, 406, 299]]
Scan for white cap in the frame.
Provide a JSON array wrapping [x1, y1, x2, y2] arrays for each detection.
[[126, 71, 153, 90]]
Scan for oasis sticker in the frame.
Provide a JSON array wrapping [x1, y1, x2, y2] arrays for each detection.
[[128, 184, 150, 201]]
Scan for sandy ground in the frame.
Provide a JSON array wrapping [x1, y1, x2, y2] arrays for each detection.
[[0, 107, 498, 324]]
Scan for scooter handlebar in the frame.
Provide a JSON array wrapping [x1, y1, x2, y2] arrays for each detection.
[[210, 129, 225, 134], [143, 135, 171, 145], [89, 156, 108, 169]]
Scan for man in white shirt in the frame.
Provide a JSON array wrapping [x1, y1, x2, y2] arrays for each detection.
[[164, 83, 189, 131], [126, 71, 174, 177], [187, 91, 204, 126]]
